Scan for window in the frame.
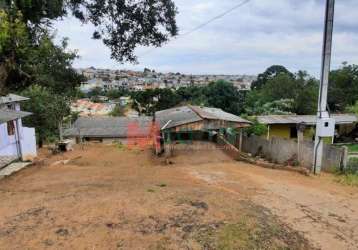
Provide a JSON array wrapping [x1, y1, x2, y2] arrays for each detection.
[[7, 121, 15, 136], [290, 126, 297, 139], [7, 104, 15, 110]]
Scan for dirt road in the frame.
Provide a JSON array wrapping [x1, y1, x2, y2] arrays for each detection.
[[0, 142, 357, 249]]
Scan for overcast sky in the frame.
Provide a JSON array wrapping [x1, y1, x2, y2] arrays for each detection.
[[54, 0, 358, 76]]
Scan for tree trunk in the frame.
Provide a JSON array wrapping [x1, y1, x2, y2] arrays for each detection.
[[58, 121, 63, 142], [38, 134, 44, 148], [0, 63, 8, 95]]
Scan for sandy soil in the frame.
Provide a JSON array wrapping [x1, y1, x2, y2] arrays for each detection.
[[0, 142, 357, 249]]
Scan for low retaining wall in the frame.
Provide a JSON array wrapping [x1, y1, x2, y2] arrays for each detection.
[[240, 135, 345, 171], [217, 135, 241, 160]]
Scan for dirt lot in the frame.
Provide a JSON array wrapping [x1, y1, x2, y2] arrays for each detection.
[[0, 142, 357, 250]]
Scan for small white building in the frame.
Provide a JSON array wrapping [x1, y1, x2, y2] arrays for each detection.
[[119, 96, 131, 107], [0, 94, 37, 167], [80, 78, 103, 93]]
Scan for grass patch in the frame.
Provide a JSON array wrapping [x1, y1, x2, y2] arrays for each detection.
[[217, 220, 255, 249], [334, 158, 358, 187], [194, 217, 306, 250], [193, 202, 314, 250], [335, 174, 358, 187], [115, 142, 127, 150], [347, 144, 358, 153]]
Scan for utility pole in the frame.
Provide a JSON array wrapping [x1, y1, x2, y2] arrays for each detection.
[[313, 0, 336, 174]]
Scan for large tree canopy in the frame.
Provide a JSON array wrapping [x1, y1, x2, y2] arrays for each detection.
[[20, 85, 71, 147], [204, 80, 246, 115], [3, 0, 178, 62], [328, 63, 358, 112], [251, 65, 294, 90], [245, 69, 318, 115], [0, 10, 30, 93]]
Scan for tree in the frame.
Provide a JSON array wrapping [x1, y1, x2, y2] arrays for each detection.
[[87, 87, 104, 98], [131, 88, 181, 115], [204, 80, 246, 115], [24, 35, 84, 94], [294, 71, 318, 115], [110, 105, 126, 117], [246, 99, 295, 116], [106, 88, 130, 99], [260, 72, 298, 103], [246, 69, 318, 115], [346, 101, 358, 115], [0, 10, 30, 94], [328, 63, 358, 112], [176, 85, 207, 106], [0, 9, 84, 94], [3, 0, 178, 63], [242, 117, 267, 136], [20, 85, 71, 147], [154, 88, 181, 111], [251, 65, 294, 90]]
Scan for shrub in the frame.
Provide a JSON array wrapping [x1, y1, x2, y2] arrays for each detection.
[[243, 118, 267, 136], [346, 158, 358, 174], [335, 158, 358, 187]]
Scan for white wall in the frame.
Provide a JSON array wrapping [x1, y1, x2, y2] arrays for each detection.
[[0, 122, 20, 158], [0, 121, 37, 160], [21, 127, 37, 160]]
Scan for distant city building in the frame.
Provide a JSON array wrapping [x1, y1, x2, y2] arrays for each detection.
[[76, 68, 256, 93], [71, 99, 115, 116], [119, 97, 131, 107]]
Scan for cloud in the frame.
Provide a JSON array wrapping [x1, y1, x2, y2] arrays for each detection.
[[53, 0, 358, 76]]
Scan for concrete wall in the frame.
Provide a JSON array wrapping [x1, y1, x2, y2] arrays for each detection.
[[241, 135, 344, 171], [266, 124, 314, 140], [0, 121, 21, 158], [217, 135, 241, 160], [268, 124, 291, 139], [265, 124, 354, 142], [21, 127, 37, 160], [0, 121, 37, 160]]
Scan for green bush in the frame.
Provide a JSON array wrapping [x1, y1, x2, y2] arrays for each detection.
[[346, 158, 358, 174], [335, 158, 358, 187], [242, 117, 267, 136]]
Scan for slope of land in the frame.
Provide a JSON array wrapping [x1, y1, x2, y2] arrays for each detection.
[[0, 142, 357, 249]]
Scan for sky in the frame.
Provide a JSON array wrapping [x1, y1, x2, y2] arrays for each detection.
[[54, 0, 358, 76]]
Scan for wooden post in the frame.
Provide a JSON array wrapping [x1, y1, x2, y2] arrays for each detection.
[[341, 146, 348, 171], [239, 129, 243, 152], [297, 130, 304, 163]]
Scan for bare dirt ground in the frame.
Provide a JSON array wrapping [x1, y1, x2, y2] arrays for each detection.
[[0, 142, 357, 250]]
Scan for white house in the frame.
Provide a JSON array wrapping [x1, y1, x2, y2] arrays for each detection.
[[80, 78, 103, 93], [0, 94, 37, 167]]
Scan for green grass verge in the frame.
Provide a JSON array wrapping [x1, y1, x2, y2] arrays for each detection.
[[334, 157, 358, 187], [346, 144, 358, 152], [335, 174, 358, 187]]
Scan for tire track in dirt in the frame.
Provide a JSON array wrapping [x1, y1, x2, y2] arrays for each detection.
[[185, 162, 358, 250]]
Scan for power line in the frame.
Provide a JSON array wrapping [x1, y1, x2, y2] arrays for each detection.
[[138, 0, 251, 57], [181, 0, 251, 37]]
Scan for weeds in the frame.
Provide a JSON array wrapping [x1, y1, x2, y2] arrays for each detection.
[[347, 144, 358, 153], [116, 142, 126, 150], [336, 174, 358, 186], [335, 158, 358, 187]]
